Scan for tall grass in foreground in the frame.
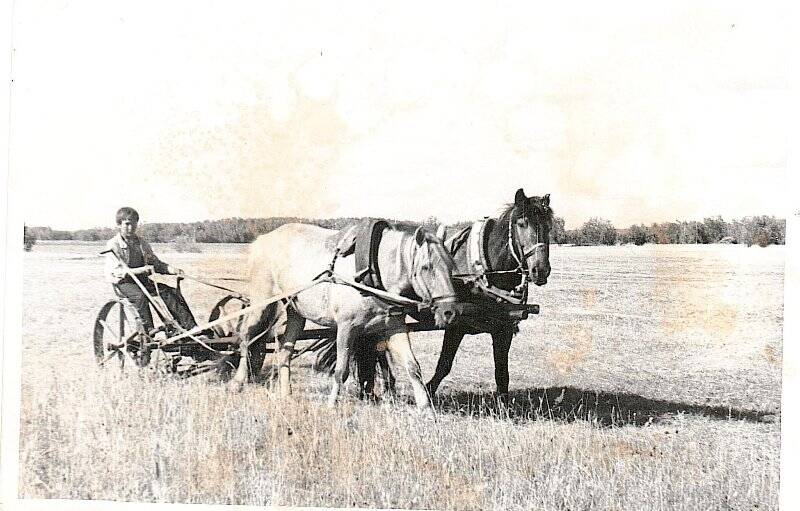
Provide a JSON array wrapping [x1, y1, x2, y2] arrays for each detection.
[[20, 244, 783, 509], [20, 369, 779, 510]]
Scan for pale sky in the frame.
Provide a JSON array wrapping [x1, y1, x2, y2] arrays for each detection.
[[9, 1, 791, 230]]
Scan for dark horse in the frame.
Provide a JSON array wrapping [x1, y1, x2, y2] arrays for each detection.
[[317, 188, 553, 398]]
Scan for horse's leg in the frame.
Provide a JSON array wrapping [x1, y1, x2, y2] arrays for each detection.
[[426, 327, 466, 396], [355, 339, 378, 401], [229, 304, 277, 392], [230, 330, 254, 393], [491, 327, 515, 397], [328, 323, 356, 407], [248, 339, 270, 383], [376, 347, 396, 396], [271, 306, 306, 398], [386, 330, 431, 411]]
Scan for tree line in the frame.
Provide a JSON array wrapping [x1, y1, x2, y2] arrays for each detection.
[[25, 214, 785, 248], [551, 215, 785, 247], [24, 217, 411, 245]]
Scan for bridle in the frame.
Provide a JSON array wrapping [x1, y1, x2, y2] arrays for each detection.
[[505, 212, 547, 294], [507, 214, 547, 276]]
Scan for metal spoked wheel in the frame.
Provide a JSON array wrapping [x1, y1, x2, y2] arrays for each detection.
[[93, 300, 149, 370]]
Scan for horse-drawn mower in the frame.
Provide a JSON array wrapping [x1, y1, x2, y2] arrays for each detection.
[[92, 260, 540, 380], [92, 248, 341, 378], [93, 211, 544, 383]]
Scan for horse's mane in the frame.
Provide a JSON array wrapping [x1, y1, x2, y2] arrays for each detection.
[[497, 198, 554, 231], [388, 221, 455, 268]]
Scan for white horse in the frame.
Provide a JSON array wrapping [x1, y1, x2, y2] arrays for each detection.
[[231, 222, 460, 410]]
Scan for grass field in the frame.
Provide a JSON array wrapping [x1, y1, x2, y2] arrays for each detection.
[[17, 241, 783, 509]]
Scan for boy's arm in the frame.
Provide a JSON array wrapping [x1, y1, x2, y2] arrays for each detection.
[[141, 240, 181, 275], [103, 241, 126, 284]]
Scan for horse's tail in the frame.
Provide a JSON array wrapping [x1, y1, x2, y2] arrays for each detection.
[[312, 337, 337, 375], [311, 337, 393, 392]]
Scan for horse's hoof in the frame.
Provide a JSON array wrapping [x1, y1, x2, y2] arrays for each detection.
[[417, 405, 437, 420], [228, 380, 244, 393]]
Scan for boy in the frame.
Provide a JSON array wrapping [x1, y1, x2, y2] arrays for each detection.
[[104, 207, 199, 335]]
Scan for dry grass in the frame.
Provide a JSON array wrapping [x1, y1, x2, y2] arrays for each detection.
[[18, 242, 783, 509]]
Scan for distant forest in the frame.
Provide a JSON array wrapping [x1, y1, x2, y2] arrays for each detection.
[[24, 214, 785, 249], [554, 215, 785, 247]]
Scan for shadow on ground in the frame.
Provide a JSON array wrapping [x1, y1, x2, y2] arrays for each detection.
[[434, 387, 778, 427]]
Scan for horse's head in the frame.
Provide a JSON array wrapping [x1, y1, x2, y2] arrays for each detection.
[[410, 227, 460, 327], [508, 188, 552, 286]]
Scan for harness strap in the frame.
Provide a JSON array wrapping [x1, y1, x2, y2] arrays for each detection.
[[166, 269, 435, 348], [508, 215, 525, 271], [164, 277, 332, 344], [463, 217, 531, 305], [439, 225, 470, 256], [330, 273, 427, 308], [435, 224, 446, 241], [474, 279, 525, 304]]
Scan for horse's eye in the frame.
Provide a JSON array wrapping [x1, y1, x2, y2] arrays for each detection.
[[517, 219, 528, 228]]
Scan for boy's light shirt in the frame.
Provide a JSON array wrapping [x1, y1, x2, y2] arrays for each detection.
[[103, 233, 168, 284]]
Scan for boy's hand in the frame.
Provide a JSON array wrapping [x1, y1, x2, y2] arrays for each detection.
[[171, 267, 185, 277], [134, 265, 154, 276]]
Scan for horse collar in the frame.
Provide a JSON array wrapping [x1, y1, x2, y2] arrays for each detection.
[[353, 219, 389, 290], [467, 218, 493, 278]]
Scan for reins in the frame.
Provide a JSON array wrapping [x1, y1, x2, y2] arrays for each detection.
[[165, 277, 332, 344], [166, 267, 433, 348], [101, 249, 230, 353], [329, 273, 430, 309], [102, 228, 454, 353], [179, 273, 249, 302]]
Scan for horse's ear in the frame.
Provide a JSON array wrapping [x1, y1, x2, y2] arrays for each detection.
[[414, 226, 426, 246], [542, 194, 550, 207], [515, 188, 527, 205]]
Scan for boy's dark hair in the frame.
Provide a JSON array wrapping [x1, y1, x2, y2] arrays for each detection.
[[116, 207, 140, 225]]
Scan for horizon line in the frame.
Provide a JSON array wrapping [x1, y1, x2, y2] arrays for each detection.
[[24, 211, 788, 233]]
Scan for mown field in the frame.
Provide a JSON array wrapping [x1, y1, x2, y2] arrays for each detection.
[[17, 241, 783, 509]]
